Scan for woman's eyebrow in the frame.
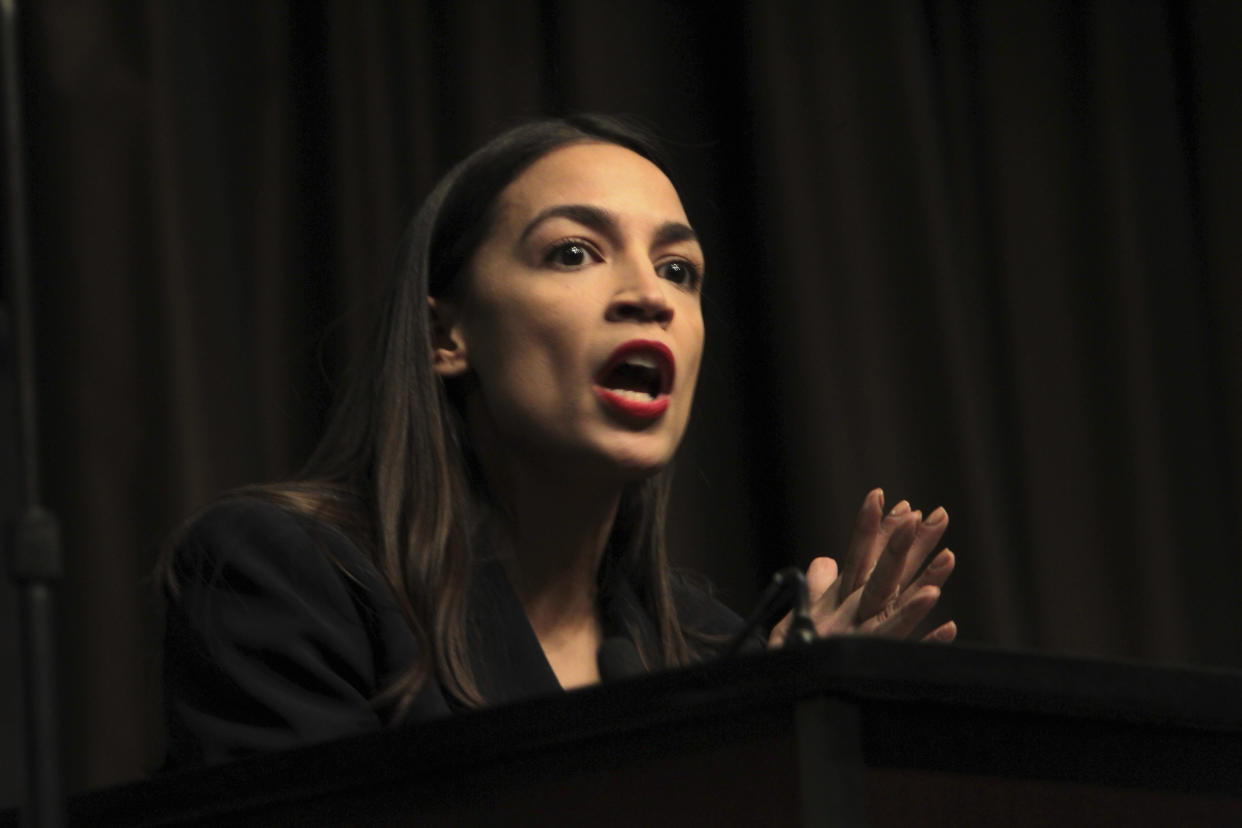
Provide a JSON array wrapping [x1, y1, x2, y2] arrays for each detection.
[[651, 221, 699, 248], [518, 204, 699, 249], [520, 204, 619, 244]]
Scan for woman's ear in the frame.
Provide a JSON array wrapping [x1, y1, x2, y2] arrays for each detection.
[[429, 297, 469, 377]]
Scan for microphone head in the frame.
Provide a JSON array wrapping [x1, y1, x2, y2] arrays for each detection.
[[597, 636, 645, 682]]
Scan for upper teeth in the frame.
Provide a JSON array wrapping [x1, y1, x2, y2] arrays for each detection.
[[622, 354, 660, 370]]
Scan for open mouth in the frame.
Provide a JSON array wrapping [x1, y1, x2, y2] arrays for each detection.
[[594, 340, 675, 419], [596, 341, 674, 401], [599, 355, 664, 401]]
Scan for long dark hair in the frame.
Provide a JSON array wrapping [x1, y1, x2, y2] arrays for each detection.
[[185, 115, 700, 717]]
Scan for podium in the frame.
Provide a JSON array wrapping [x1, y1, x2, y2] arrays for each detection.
[[31, 639, 1242, 825]]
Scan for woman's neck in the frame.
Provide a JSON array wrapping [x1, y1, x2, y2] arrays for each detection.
[[477, 446, 623, 689], [464, 394, 635, 686], [495, 467, 619, 632]]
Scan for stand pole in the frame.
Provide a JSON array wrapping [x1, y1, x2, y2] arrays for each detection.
[[2, 0, 66, 825]]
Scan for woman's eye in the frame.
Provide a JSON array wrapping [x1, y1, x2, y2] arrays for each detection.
[[546, 241, 597, 269], [657, 259, 702, 289]]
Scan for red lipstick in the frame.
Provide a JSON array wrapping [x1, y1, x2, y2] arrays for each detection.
[[594, 340, 675, 421]]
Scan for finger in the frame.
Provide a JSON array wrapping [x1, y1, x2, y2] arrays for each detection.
[[812, 580, 866, 638], [837, 488, 884, 597], [897, 507, 949, 587], [768, 612, 790, 647], [840, 490, 903, 597], [804, 557, 838, 604], [856, 512, 920, 621], [889, 547, 955, 632], [801, 557, 842, 639], [900, 548, 955, 601], [771, 558, 840, 647], [861, 584, 941, 639], [861, 549, 955, 640], [923, 620, 957, 643]]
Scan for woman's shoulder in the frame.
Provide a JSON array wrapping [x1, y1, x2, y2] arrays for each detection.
[[161, 495, 431, 768], [179, 496, 317, 543], [168, 494, 378, 597], [178, 496, 337, 548]]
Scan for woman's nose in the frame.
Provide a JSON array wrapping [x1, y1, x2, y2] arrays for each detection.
[[605, 261, 674, 326]]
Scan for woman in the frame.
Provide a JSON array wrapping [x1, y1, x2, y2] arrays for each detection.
[[161, 115, 956, 768]]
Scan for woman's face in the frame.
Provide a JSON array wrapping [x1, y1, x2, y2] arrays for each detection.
[[437, 141, 705, 483]]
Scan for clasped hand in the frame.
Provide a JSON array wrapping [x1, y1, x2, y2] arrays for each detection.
[[769, 488, 957, 647]]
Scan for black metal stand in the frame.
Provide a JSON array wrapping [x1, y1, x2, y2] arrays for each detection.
[[2, 0, 65, 826]]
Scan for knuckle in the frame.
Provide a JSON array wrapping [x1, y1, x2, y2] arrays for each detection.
[[868, 596, 901, 626]]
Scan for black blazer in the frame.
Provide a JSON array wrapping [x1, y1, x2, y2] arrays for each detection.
[[162, 499, 747, 769]]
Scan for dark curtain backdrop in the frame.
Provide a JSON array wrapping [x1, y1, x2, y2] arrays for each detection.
[[2, 0, 1240, 801]]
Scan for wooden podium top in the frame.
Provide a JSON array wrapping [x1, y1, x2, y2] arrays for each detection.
[[23, 639, 1242, 826]]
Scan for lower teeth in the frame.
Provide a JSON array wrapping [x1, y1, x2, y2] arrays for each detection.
[[608, 388, 656, 402]]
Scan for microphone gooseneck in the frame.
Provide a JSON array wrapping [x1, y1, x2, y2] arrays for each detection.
[[720, 566, 818, 659]]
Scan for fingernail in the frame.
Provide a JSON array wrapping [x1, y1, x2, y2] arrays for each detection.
[[927, 549, 954, 574], [888, 500, 911, 518], [923, 507, 947, 527], [936, 622, 958, 642]]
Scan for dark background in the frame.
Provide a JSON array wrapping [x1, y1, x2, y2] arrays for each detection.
[[3, 0, 1240, 804]]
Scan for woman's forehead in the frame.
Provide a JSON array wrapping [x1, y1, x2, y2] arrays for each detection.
[[495, 142, 690, 230]]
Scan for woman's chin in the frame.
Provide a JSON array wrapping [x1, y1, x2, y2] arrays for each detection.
[[592, 441, 678, 481], [535, 432, 673, 483], [609, 455, 669, 481]]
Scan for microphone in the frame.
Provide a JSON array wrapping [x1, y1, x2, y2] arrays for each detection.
[[598, 636, 646, 682], [720, 566, 817, 659]]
